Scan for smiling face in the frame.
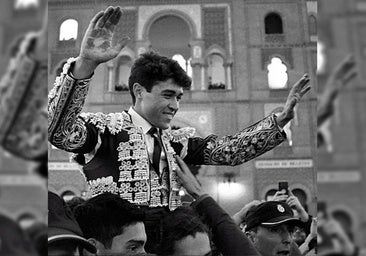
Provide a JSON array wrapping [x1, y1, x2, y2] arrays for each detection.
[[250, 225, 292, 256], [133, 79, 183, 129]]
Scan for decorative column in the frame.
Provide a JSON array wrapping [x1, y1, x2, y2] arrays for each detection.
[[107, 62, 114, 92], [224, 56, 233, 90], [189, 41, 205, 91]]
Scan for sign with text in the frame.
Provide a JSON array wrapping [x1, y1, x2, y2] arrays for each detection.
[[48, 162, 80, 171], [317, 171, 361, 183], [255, 159, 313, 169]]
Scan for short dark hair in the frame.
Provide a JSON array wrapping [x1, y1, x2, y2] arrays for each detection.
[[128, 51, 192, 104], [159, 206, 210, 255], [73, 193, 145, 249]]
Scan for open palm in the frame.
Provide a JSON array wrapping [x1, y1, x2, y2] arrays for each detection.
[[79, 6, 129, 65]]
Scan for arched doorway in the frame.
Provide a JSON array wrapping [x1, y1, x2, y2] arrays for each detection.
[[148, 15, 192, 74]]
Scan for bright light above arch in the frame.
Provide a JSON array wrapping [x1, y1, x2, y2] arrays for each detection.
[[59, 19, 78, 41], [267, 57, 288, 89]]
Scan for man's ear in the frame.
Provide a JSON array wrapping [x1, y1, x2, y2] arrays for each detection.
[[133, 83, 144, 99], [245, 231, 257, 244], [83, 238, 99, 256]]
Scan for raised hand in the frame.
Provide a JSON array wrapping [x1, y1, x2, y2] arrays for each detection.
[[73, 6, 130, 79], [276, 74, 311, 128], [318, 55, 357, 126]]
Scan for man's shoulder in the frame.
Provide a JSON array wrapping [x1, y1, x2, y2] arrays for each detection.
[[80, 111, 132, 134]]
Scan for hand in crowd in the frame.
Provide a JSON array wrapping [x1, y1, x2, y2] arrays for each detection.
[[286, 190, 309, 222], [271, 189, 289, 202], [175, 155, 204, 200], [309, 217, 317, 239], [74, 6, 130, 78], [276, 74, 311, 128], [317, 54, 357, 126], [270, 189, 309, 222], [232, 200, 262, 226]]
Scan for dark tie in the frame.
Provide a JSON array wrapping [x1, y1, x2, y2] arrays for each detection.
[[148, 127, 162, 175]]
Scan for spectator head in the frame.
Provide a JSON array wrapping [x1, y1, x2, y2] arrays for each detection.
[[159, 207, 211, 256], [48, 191, 96, 256], [244, 201, 303, 256], [74, 193, 146, 255], [0, 214, 38, 256]]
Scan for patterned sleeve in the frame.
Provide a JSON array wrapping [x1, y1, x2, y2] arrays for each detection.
[[184, 114, 286, 165], [48, 58, 98, 153], [0, 33, 47, 160]]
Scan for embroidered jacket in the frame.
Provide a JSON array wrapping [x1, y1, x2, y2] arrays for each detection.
[[48, 59, 287, 210], [0, 33, 47, 160]]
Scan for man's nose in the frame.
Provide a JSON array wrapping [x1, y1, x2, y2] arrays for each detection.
[[169, 98, 179, 110], [281, 229, 291, 245]]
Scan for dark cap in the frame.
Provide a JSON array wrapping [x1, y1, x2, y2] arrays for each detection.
[[48, 192, 96, 253], [245, 201, 303, 231]]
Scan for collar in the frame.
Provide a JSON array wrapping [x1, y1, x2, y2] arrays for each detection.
[[128, 107, 153, 134]]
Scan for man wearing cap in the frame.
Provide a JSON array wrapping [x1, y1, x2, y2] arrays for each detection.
[[244, 201, 304, 256], [48, 191, 97, 256]]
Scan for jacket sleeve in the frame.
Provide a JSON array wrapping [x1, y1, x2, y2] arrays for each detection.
[[184, 114, 286, 165], [0, 33, 47, 160], [48, 58, 99, 153], [191, 195, 260, 256]]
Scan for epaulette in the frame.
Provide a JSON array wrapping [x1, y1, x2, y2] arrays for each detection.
[[80, 112, 129, 135], [167, 127, 196, 143]]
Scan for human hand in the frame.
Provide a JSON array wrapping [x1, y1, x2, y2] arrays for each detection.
[[270, 189, 289, 202], [286, 190, 309, 222], [175, 155, 204, 199], [309, 217, 317, 239], [328, 55, 357, 85], [318, 55, 357, 126], [233, 200, 262, 226], [74, 6, 130, 78], [276, 74, 311, 128]]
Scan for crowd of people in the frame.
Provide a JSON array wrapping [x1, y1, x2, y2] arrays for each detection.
[[0, 4, 362, 256]]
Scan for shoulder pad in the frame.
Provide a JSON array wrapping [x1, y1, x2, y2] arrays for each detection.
[[80, 112, 128, 135], [167, 127, 196, 143]]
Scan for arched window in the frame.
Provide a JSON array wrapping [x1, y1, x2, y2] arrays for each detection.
[[59, 19, 78, 41], [267, 57, 288, 89], [265, 13, 283, 34], [172, 54, 192, 78], [61, 191, 76, 202], [265, 189, 277, 201], [115, 56, 132, 91], [317, 41, 326, 74], [14, 0, 39, 9], [17, 213, 37, 229], [208, 54, 225, 89], [309, 15, 317, 36], [292, 189, 307, 208]]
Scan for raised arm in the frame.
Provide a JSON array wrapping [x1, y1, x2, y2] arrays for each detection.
[[0, 9, 48, 160], [183, 75, 311, 165], [48, 6, 129, 153]]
